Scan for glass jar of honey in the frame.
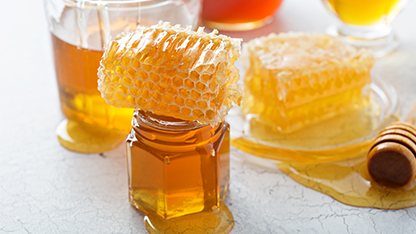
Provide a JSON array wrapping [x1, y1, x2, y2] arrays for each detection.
[[202, 0, 283, 31], [44, 0, 200, 153], [126, 110, 230, 219]]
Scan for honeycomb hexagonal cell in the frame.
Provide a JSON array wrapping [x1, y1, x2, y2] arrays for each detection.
[[98, 22, 241, 125], [242, 33, 374, 133]]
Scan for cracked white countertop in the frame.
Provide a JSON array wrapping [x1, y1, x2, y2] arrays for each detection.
[[1, 0, 416, 233]]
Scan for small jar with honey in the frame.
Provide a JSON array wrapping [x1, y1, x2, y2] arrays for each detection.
[[97, 22, 241, 221], [126, 111, 230, 219]]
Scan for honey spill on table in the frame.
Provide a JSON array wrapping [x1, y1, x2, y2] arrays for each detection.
[[279, 153, 416, 209], [232, 98, 415, 209], [144, 205, 234, 234]]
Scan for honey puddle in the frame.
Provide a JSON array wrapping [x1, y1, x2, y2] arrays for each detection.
[[277, 102, 416, 209], [230, 83, 416, 209], [279, 153, 416, 209], [144, 205, 234, 234]]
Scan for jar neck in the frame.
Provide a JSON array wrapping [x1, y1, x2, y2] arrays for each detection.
[[129, 109, 227, 149], [133, 109, 205, 131]]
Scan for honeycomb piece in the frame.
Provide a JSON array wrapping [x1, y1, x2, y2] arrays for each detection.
[[242, 33, 374, 133], [98, 22, 241, 125]]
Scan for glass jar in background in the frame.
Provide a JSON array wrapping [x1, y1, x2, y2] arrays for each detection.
[[323, 0, 409, 57], [44, 0, 200, 153], [201, 0, 283, 31]]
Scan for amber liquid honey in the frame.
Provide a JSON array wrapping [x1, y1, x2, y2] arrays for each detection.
[[233, 105, 416, 209], [326, 0, 403, 25], [51, 34, 133, 153], [202, 0, 283, 30], [234, 126, 416, 209], [280, 154, 416, 209], [127, 111, 232, 230]]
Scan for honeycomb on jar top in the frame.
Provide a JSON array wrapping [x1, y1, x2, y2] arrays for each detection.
[[242, 32, 374, 133], [98, 22, 241, 126]]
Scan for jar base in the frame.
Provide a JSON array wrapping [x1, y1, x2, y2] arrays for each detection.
[[56, 119, 126, 153], [143, 205, 234, 233], [327, 25, 399, 58], [203, 16, 273, 31]]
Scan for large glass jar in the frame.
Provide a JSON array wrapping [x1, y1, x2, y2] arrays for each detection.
[[44, 0, 200, 153]]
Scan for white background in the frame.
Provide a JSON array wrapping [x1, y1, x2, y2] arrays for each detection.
[[0, 0, 416, 233]]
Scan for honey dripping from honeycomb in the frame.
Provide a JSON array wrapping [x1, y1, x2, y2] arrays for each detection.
[[98, 22, 241, 125], [98, 22, 240, 232]]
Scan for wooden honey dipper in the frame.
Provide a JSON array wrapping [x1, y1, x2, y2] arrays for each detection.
[[367, 122, 416, 188]]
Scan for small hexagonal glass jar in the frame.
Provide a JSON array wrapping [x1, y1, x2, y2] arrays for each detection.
[[126, 110, 230, 219]]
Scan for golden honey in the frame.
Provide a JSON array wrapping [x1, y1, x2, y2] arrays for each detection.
[[280, 154, 416, 209], [326, 0, 403, 26], [127, 110, 230, 219], [144, 205, 234, 233], [233, 114, 416, 209], [52, 35, 133, 130], [202, 0, 283, 31], [51, 35, 133, 152]]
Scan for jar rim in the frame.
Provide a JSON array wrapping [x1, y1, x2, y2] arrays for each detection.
[[134, 110, 206, 131]]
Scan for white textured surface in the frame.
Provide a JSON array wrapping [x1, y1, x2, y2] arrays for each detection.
[[1, 0, 416, 233]]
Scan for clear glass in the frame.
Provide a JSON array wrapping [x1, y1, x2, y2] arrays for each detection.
[[201, 0, 283, 31], [126, 110, 230, 220], [322, 0, 408, 57], [44, 0, 200, 153]]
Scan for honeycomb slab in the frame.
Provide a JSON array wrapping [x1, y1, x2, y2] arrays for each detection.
[[98, 22, 241, 126], [242, 33, 374, 133]]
